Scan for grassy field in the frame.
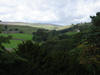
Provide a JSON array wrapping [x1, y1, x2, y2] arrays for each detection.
[[3, 40, 22, 48], [65, 32, 78, 36], [0, 32, 78, 48], [0, 33, 33, 48]]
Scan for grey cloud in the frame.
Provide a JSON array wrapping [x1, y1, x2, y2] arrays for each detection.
[[0, 0, 100, 25]]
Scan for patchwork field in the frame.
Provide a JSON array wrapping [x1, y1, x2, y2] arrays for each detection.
[[0, 33, 33, 48]]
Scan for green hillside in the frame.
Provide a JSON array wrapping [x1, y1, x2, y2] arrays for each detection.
[[1, 25, 39, 34], [0, 33, 32, 48], [0, 22, 62, 30]]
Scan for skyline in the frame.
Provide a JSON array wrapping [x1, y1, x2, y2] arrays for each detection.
[[0, 0, 100, 25]]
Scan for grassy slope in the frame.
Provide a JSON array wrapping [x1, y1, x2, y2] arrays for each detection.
[[0, 33, 32, 48], [0, 22, 61, 30], [65, 32, 78, 36], [2, 25, 39, 34], [8, 25, 39, 34], [56, 25, 72, 30]]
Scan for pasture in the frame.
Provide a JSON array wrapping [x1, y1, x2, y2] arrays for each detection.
[[0, 33, 33, 48]]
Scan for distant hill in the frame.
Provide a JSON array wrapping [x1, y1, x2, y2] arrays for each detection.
[[58, 23, 92, 33], [0, 22, 92, 34], [0, 22, 62, 30]]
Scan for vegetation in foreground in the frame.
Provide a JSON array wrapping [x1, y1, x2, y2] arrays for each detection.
[[0, 12, 100, 75]]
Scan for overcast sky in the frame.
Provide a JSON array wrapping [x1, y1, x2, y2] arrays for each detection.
[[0, 0, 100, 25]]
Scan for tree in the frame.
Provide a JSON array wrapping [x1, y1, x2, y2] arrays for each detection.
[[4, 25, 8, 30], [14, 28, 19, 31], [0, 20, 2, 22], [79, 12, 100, 74], [0, 36, 12, 50], [32, 29, 49, 42], [4, 25, 8, 33], [0, 25, 2, 33], [19, 31, 24, 33], [90, 12, 100, 26]]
